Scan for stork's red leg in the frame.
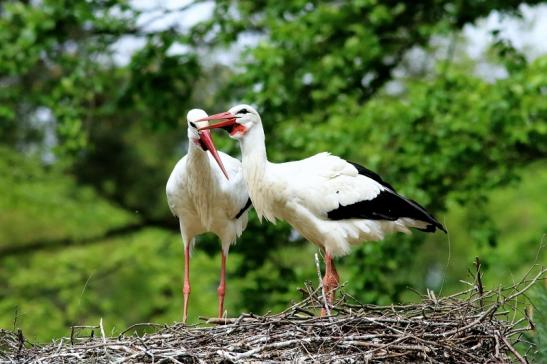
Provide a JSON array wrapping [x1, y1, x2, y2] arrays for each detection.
[[321, 252, 340, 316], [217, 252, 227, 318], [183, 243, 191, 323]]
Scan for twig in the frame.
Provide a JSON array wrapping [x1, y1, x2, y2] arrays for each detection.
[[16, 329, 24, 356], [475, 257, 484, 308], [502, 267, 546, 303], [315, 253, 332, 319], [500, 333, 527, 364], [99, 318, 107, 345], [118, 323, 165, 338]]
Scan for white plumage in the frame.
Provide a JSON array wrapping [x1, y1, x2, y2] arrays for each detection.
[[166, 109, 250, 322], [199, 104, 445, 313], [166, 149, 249, 251]]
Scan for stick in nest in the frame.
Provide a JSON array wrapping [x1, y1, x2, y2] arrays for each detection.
[[314, 252, 332, 318]]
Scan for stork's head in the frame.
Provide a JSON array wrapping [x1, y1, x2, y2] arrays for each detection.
[[186, 109, 229, 179], [196, 104, 260, 140]]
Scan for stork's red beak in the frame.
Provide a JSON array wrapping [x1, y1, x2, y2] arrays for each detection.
[[198, 129, 229, 180], [197, 112, 238, 131]]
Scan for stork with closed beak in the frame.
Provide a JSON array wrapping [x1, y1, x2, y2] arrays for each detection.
[[166, 109, 252, 322], [198, 105, 446, 314]]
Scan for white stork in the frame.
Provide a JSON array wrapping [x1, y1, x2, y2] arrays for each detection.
[[166, 109, 251, 322], [198, 105, 446, 314]]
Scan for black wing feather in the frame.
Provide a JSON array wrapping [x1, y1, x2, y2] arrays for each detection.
[[347, 161, 396, 191], [234, 198, 252, 219], [327, 161, 446, 233]]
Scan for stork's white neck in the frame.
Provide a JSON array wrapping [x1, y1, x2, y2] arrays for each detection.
[[239, 123, 271, 221], [240, 124, 267, 162], [186, 136, 209, 167]]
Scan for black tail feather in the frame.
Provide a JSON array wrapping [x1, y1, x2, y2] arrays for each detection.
[[327, 190, 446, 234]]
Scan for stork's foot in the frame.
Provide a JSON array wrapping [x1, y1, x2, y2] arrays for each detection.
[[320, 253, 339, 317], [323, 270, 340, 303], [320, 276, 339, 316], [183, 283, 191, 323], [217, 285, 225, 319]]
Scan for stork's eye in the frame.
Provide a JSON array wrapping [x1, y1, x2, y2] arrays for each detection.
[[189, 121, 197, 128], [238, 108, 249, 115]]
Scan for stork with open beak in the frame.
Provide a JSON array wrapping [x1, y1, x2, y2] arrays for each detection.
[[166, 109, 252, 322], [198, 105, 446, 314]]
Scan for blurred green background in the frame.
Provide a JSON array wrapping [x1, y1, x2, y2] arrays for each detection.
[[0, 0, 545, 346]]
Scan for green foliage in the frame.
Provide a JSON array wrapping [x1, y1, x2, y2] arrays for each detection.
[[202, 0, 542, 118], [0, 0, 137, 153], [0, 147, 133, 247], [120, 32, 202, 129]]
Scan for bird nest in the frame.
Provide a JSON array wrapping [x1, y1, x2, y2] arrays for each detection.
[[1, 265, 544, 363]]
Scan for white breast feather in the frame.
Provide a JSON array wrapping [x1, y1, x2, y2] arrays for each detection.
[[166, 150, 249, 250]]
